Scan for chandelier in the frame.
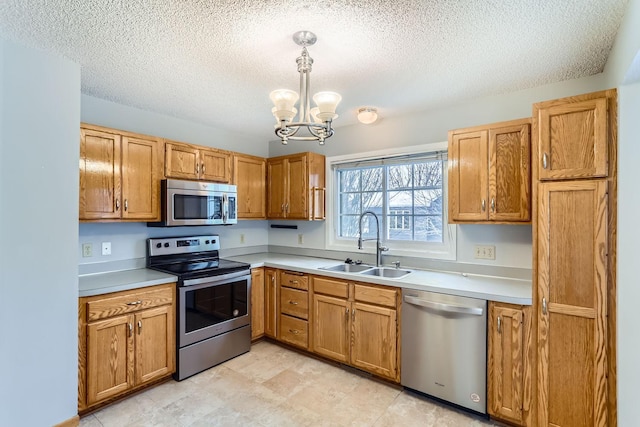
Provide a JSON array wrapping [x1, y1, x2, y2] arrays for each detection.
[[270, 31, 342, 145]]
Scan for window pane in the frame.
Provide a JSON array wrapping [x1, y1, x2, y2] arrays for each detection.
[[414, 216, 443, 242], [415, 189, 443, 214], [340, 193, 361, 214], [339, 215, 360, 238], [414, 161, 443, 188], [361, 167, 383, 192], [388, 165, 412, 189], [359, 214, 377, 240], [363, 192, 383, 210], [388, 215, 413, 240], [388, 190, 413, 211], [339, 169, 360, 192]]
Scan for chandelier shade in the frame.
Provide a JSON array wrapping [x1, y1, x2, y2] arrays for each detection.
[[270, 31, 341, 145]]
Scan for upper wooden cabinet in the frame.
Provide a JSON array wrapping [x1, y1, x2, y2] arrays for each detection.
[[80, 124, 161, 221], [232, 153, 266, 219], [534, 91, 612, 180], [448, 118, 531, 223], [165, 141, 231, 183], [267, 152, 325, 220]]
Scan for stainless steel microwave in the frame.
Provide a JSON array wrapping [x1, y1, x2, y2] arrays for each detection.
[[148, 179, 237, 227]]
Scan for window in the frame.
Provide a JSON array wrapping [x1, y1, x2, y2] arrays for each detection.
[[327, 145, 456, 260]]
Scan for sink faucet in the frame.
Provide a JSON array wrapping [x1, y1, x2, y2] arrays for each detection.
[[358, 210, 389, 267]]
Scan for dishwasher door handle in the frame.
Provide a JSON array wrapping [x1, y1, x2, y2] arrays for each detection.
[[404, 294, 484, 316]]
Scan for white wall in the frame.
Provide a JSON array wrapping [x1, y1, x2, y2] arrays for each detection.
[[0, 40, 80, 426], [604, 0, 640, 87]]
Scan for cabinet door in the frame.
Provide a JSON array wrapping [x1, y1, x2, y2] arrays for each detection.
[[351, 302, 397, 380], [80, 128, 122, 220], [286, 154, 309, 219], [488, 303, 524, 424], [233, 154, 266, 219], [201, 149, 231, 182], [165, 143, 199, 180], [536, 97, 608, 180], [121, 136, 160, 220], [489, 124, 530, 221], [312, 294, 349, 363], [135, 305, 174, 385], [86, 314, 134, 405], [264, 268, 278, 338], [251, 268, 265, 339], [267, 158, 287, 218], [537, 180, 607, 427], [448, 130, 489, 221]]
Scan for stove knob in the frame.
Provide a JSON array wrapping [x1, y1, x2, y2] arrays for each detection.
[[156, 243, 162, 248], [164, 243, 170, 248]]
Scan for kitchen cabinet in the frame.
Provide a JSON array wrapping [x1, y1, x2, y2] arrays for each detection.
[[532, 89, 617, 427], [488, 302, 532, 426], [448, 118, 531, 223], [311, 276, 399, 381], [264, 268, 278, 338], [277, 271, 309, 349], [267, 152, 325, 220], [232, 153, 267, 219], [78, 282, 175, 413], [80, 124, 161, 221], [250, 268, 265, 340], [165, 140, 231, 183]]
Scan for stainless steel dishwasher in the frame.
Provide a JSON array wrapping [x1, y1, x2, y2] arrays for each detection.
[[401, 289, 487, 414]]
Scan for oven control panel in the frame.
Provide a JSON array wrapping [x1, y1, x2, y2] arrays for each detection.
[[148, 235, 220, 256]]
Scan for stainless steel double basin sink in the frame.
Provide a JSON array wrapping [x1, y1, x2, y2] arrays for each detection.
[[319, 263, 412, 279]]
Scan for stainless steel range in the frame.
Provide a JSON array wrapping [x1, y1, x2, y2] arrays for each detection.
[[147, 234, 251, 381]]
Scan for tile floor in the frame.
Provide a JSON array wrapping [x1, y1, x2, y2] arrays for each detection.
[[80, 341, 498, 426]]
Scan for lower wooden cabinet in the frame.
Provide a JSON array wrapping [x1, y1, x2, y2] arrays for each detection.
[[264, 268, 278, 338], [78, 283, 176, 413], [278, 271, 310, 349], [250, 268, 265, 340], [311, 276, 399, 382], [488, 302, 532, 426]]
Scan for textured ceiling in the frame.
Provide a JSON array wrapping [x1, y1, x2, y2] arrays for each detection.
[[0, 0, 629, 139]]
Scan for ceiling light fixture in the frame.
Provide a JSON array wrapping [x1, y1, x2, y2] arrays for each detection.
[[357, 107, 378, 124], [270, 31, 341, 145]]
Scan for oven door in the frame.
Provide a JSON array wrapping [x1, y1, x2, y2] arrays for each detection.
[[178, 271, 250, 347], [166, 188, 224, 226]]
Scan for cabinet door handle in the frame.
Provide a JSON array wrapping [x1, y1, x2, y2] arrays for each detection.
[[128, 323, 133, 337], [352, 308, 355, 321], [289, 329, 300, 335], [115, 199, 120, 211], [497, 316, 502, 334], [542, 152, 549, 169], [137, 320, 142, 334], [201, 163, 206, 174], [481, 199, 486, 212], [124, 199, 128, 212], [126, 300, 142, 306], [345, 307, 349, 315], [491, 198, 495, 213], [288, 300, 298, 305], [281, 203, 285, 213], [285, 203, 289, 213], [542, 297, 548, 315], [271, 276, 275, 284], [196, 163, 200, 174]]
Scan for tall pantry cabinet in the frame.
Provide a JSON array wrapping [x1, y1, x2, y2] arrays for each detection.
[[532, 89, 617, 427]]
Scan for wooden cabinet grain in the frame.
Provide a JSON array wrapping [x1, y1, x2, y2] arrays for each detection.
[[233, 153, 266, 219], [165, 141, 231, 183], [448, 118, 531, 223], [277, 271, 309, 349], [267, 152, 325, 220], [78, 283, 175, 413], [250, 268, 265, 340], [80, 124, 161, 221], [264, 268, 278, 338]]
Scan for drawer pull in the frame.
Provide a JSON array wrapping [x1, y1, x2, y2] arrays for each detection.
[[288, 300, 299, 305], [290, 280, 299, 284], [288, 329, 300, 335], [126, 300, 142, 306]]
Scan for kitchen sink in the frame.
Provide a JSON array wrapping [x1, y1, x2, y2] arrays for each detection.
[[319, 263, 374, 273], [359, 267, 412, 279]]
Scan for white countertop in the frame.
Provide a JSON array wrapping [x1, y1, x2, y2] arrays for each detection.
[[78, 268, 178, 297], [227, 253, 532, 305]]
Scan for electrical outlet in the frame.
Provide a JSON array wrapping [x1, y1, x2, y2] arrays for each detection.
[[474, 245, 496, 260], [101, 242, 112, 256], [298, 234, 304, 244], [82, 243, 92, 257], [240, 234, 245, 244]]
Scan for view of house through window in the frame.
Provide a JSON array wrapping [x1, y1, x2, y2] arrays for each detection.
[[336, 154, 445, 244]]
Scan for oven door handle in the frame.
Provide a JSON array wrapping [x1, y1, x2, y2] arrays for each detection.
[[182, 269, 250, 287]]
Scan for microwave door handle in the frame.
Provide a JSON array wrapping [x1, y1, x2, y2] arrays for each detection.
[[222, 193, 228, 223]]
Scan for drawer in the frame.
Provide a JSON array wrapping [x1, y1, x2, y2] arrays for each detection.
[[279, 314, 308, 349], [354, 283, 397, 308], [86, 286, 174, 322], [281, 271, 308, 290], [312, 276, 348, 299], [280, 287, 308, 319]]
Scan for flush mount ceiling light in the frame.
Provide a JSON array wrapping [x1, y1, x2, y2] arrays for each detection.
[[357, 107, 378, 124], [270, 31, 342, 145]]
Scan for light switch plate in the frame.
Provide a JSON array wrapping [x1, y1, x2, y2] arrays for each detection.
[[474, 245, 495, 260]]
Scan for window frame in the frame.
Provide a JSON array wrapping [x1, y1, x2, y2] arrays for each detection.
[[325, 142, 456, 261]]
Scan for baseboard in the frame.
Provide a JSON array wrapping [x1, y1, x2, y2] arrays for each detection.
[[53, 414, 79, 427]]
